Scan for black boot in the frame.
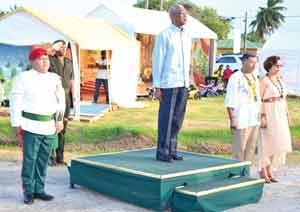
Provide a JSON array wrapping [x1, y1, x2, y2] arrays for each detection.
[[24, 193, 34, 204], [34, 192, 54, 201]]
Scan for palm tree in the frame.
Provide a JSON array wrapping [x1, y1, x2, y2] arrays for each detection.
[[250, 0, 286, 40]]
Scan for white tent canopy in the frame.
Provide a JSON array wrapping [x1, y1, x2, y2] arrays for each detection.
[[86, 2, 218, 39], [0, 7, 141, 118], [259, 18, 300, 96]]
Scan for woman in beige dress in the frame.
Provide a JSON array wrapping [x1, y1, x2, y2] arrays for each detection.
[[259, 56, 292, 183]]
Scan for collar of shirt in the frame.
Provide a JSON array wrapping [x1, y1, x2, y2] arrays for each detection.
[[170, 24, 186, 32]]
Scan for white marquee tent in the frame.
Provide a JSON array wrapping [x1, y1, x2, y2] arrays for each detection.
[[86, 2, 218, 73], [259, 18, 300, 96], [86, 2, 217, 39], [0, 7, 141, 118]]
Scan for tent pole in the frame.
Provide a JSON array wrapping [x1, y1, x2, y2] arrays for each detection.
[[208, 39, 216, 77], [70, 41, 81, 120], [106, 49, 112, 111]]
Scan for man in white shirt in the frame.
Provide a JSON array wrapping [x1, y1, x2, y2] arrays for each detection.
[[152, 4, 192, 162], [224, 53, 260, 161], [93, 50, 110, 104], [10, 48, 65, 204]]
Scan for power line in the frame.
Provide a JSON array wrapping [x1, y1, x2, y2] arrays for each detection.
[[226, 15, 300, 19]]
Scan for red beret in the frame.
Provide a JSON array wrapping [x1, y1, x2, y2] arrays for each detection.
[[29, 48, 48, 61]]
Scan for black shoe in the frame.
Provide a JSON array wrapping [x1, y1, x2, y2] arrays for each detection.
[[156, 156, 173, 163], [171, 155, 183, 160], [34, 192, 54, 201], [24, 194, 34, 205]]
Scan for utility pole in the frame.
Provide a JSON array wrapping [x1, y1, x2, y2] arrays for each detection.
[[145, 0, 149, 9], [243, 11, 248, 53], [160, 0, 164, 10]]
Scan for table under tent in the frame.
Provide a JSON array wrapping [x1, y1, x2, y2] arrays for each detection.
[[0, 7, 141, 121]]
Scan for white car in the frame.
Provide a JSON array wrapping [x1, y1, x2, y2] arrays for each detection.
[[215, 55, 242, 72]]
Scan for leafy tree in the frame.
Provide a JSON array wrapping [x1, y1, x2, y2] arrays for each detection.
[[191, 6, 230, 39], [136, 0, 176, 10], [18, 61, 24, 67], [250, 0, 286, 39], [0, 11, 6, 17], [5, 62, 11, 68], [135, 0, 230, 39], [241, 31, 265, 44], [0, 67, 4, 79], [11, 67, 18, 78]]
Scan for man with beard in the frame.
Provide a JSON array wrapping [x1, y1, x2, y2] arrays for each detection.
[[48, 40, 74, 165]]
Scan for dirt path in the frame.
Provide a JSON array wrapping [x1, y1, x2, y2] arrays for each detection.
[[0, 153, 300, 211]]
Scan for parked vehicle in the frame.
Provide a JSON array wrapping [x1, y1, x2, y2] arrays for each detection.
[[215, 55, 242, 72]]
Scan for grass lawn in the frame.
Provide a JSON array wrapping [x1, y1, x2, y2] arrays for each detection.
[[1, 96, 300, 153]]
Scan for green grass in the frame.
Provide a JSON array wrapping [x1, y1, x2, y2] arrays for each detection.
[[1, 96, 300, 149]]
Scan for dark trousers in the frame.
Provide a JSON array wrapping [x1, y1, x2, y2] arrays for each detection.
[[22, 131, 55, 195], [156, 87, 188, 160], [93, 78, 109, 104], [54, 93, 71, 163], [55, 118, 68, 163]]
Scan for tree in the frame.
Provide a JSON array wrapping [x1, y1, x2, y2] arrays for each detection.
[[0, 67, 4, 79], [250, 0, 286, 40], [135, 0, 176, 10], [11, 67, 18, 78], [135, 0, 230, 39], [191, 6, 230, 39], [241, 31, 264, 44]]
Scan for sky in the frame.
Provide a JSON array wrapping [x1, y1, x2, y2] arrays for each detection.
[[0, 0, 298, 34], [192, 0, 300, 35]]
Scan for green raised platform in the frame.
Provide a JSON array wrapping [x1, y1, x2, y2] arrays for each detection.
[[68, 149, 264, 211]]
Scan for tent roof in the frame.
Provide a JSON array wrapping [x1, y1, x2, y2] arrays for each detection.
[[0, 7, 138, 50], [87, 3, 217, 39]]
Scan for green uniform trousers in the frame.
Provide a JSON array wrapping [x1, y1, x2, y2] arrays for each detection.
[[22, 130, 55, 195]]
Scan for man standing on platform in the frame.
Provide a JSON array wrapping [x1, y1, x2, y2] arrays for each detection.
[[49, 40, 74, 165], [152, 4, 192, 162], [10, 48, 65, 204], [224, 54, 260, 161]]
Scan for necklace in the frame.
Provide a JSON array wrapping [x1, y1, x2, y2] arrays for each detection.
[[243, 72, 257, 102], [268, 75, 284, 97]]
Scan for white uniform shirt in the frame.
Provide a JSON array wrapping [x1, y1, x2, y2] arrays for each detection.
[[10, 70, 65, 135], [96, 58, 109, 79], [224, 71, 261, 129]]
